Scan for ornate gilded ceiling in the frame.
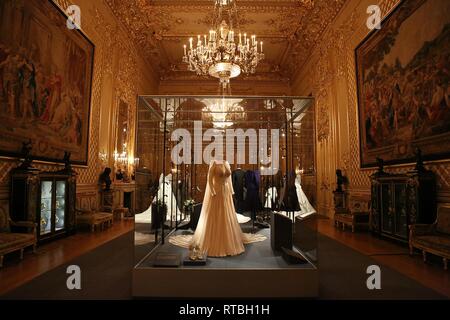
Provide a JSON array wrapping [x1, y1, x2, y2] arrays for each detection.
[[105, 0, 347, 83]]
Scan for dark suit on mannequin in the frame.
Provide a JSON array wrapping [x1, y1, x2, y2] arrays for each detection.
[[281, 171, 300, 212], [232, 168, 246, 213], [244, 170, 262, 220]]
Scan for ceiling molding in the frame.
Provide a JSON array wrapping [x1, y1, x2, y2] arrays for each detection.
[[104, 0, 346, 84]]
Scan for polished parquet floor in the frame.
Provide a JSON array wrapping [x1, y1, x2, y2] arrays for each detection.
[[0, 217, 448, 298], [0, 219, 134, 296]]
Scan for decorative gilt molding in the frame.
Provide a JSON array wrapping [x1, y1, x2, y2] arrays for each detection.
[[332, 10, 361, 79], [104, 0, 346, 82], [316, 88, 329, 142], [195, 13, 256, 27]]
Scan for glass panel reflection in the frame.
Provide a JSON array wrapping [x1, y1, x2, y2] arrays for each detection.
[[40, 180, 53, 235], [135, 95, 317, 268], [55, 181, 66, 231]]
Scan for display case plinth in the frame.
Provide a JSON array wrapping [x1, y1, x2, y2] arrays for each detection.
[[133, 229, 318, 298]]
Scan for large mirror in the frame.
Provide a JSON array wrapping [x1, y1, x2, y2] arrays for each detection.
[[114, 99, 130, 181], [116, 99, 129, 155]]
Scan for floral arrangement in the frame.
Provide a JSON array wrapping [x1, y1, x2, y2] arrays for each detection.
[[183, 199, 195, 211], [40, 218, 47, 231]]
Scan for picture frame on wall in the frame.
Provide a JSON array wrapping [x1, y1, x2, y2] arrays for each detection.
[[355, 0, 450, 168], [0, 0, 94, 166]]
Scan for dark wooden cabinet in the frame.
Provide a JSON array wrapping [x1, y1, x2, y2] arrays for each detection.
[[10, 167, 40, 224], [370, 169, 436, 243], [10, 167, 77, 244]]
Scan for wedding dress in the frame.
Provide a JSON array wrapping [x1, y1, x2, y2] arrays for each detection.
[[264, 187, 278, 209], [169, 160, 266, 257], [295, 173, 316, 217], [135, 173, 181, 224], [275, 173, 316, 219]]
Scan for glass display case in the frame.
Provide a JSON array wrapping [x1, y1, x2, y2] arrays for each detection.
[[10, 164, 77, 244], [135, 95, 317, 256], [39, 178, 67, 240], [133, 96, 319, 299]]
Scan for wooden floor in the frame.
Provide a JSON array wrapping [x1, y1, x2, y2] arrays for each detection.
[[0, 217, 448, 298], [0, 219, 134, 296], [318, 218, 450, 298]]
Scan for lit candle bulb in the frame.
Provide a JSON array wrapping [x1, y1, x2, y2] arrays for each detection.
[[204, 34, 207, 45], [244, 33, 247, 44], [209, 30, 213, 41], [184, 44, 187, 56], [197, 35, 201, 46], [260, 41, 263, 53], [239, 33, 242, 44], [189, 37, 193, 49]]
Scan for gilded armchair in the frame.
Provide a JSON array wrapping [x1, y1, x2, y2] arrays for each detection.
[[0, 209, 37, 268], [334, 196, 370, 233], [409, 204, 450, 270], [75, 207, 113, 232]]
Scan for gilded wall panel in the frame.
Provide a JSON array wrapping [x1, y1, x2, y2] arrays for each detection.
[[292, 0, 450, 216], [0, 0, 159, 208]]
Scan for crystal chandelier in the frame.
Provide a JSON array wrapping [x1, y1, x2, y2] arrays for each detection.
[[182, 0, 264, 90], [203, 101, 233, 129], [202, 98, 245, 128]]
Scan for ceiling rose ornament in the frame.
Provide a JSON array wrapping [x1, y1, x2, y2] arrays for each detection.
[[182, 0, 264, 93]]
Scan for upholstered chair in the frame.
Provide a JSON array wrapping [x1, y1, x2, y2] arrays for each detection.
[[409, 204, 450, 270], [0, 209, 37, 267]]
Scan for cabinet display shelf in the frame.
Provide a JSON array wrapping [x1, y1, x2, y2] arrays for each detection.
[[10, 166, 77, 244], [370, 169, 436, 244]]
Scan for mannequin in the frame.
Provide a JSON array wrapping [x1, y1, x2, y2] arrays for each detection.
[[264, 186, 278, 209], [276, 171, 315, 219], [244, 170, 262, 218], [169, 160, 266, 257], [232, 167, 246, 213], [135, 173, 182, 224], [294, 171, 316, 217]]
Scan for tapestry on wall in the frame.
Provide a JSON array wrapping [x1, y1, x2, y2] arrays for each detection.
[[0, 0, 94, 165], [356, 0, 450, 168]]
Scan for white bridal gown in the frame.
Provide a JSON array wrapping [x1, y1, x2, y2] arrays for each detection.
[[135, 173, 181, 224], [294, 173, 316, 218], [275, 174, 316, 219], [169, 160, 266, 257], [264, 187, 278, 209]]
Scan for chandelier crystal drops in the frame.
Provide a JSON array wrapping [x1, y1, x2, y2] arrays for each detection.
[[202, 98, 245, 129], [216, 0, 233, 5], [182, 0, 264, 89]]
